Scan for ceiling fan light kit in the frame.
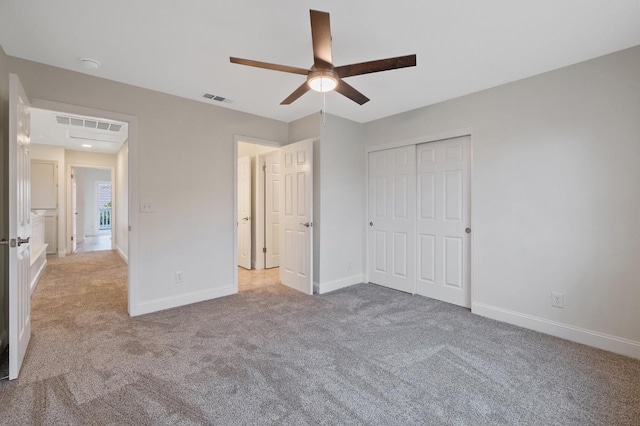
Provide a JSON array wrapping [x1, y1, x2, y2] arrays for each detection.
[[230, 9, 417, 105], [307, 70, 338, 92]]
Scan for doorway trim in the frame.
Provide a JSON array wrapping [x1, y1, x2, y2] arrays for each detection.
[[66, 166, 115, 253], [29, 98, 139, 316], [364, 127, 475, 307], [232, 135, 282, 293]]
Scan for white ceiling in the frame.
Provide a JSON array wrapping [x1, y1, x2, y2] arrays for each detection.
[[2, 1, 639, 123], [30, 108, 128, 154]]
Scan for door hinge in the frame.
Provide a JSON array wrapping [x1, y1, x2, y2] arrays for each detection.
[[263, 164, 266, 171], [128, 225, 132, 231], [263, 247, 267, 253], [71, 236, 74, 241]]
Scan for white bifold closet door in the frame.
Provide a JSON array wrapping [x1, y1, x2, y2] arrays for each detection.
[[368, 136, 471, 308], [416, 136, 471, 308], [368, 145, 416, 294]]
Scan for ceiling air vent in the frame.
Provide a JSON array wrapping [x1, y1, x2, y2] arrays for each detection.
[[202, 93, 234, 104], [54, 114, 125, 132]]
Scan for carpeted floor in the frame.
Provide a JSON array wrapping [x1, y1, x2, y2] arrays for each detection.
[[0, 251, 638, 425]]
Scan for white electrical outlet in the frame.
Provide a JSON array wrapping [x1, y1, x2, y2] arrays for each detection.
[[552, 292, 564, 308], [175, 271, 184, 284], [140, 200, 153, 213]]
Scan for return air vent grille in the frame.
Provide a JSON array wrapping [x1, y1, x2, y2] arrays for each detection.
[[202, 93, 234, 103], [54, 114, 125, 132]]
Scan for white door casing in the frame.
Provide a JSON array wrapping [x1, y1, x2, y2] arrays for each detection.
[[264, 150, 280, 268], [368, 145, 416, 294], [237, 156, 252, 269], [8, 74, 32, 380], [416, 136, 471, 307], [279, 139, 313, 295], [71, 170, 77, 253]]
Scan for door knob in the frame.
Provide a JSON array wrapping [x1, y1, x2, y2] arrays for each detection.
[[465, 228, 471, 234], [369, 222, 373, 226], [17, 236, 30, 246], [242, 217, 250, 221], [300, 222, 311, 228]]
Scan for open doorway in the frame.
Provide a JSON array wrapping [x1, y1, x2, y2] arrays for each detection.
[[28, 106, 129, 287], [71, 168, 113, 253], [236, 139, 281, 292]]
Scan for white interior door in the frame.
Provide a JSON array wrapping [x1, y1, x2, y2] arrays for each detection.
[[279, 139, 312, 294], [416, 136, 471, 307], [71, 170, 77, 253], [8, 74, 32, 380], [264, 150, 280, 268], [368, 145, 416, 294], [237, 156, 252, 269]]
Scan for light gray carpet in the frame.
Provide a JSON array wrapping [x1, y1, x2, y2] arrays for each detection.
[[0, 251, 638, 425]]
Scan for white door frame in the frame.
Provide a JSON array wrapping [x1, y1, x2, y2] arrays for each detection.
[[232, 135, 282, 292], [95, 179, 113, 236], [65, 168, 114, 250], [365, 128, 475, 306], [30, 98, 139, 315]]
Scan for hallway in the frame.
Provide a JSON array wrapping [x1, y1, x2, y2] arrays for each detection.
[[75, 234, 112, 253]]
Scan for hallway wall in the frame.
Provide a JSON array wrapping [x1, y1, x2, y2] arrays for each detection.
[[115, 141, 128, 262]]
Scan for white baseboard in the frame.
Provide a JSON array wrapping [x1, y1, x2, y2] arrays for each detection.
[[314, 274, 364, 295], [30, 257, 47, 295], [131, 285, 236, 316], [472, 302, 640, 360], [116, 245, 128, 264]]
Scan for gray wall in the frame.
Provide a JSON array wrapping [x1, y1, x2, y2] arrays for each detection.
[[364, 45, 640, 353], [0, 43, 8, 352], [7, 55, 289, 315], [318, 114, 365, 287]]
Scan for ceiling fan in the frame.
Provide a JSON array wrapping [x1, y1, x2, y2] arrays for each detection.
[[230, 9, 417, 105]]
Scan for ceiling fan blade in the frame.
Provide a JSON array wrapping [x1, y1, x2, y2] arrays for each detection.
[[334, 54, 417, 78], [334, 80, 370, 105], [310, 10, 333, 69], [280, 82, 311, 105], [230, 57, 309, 75]]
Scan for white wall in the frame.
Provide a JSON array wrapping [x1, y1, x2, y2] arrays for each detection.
[[237, 141, 278, 158], [317, 114, 365, 293], [364, 46, 640, 358], [8, 55, 289, 315], [115, 141, 128, 262], [29, 144, 65, 255]]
